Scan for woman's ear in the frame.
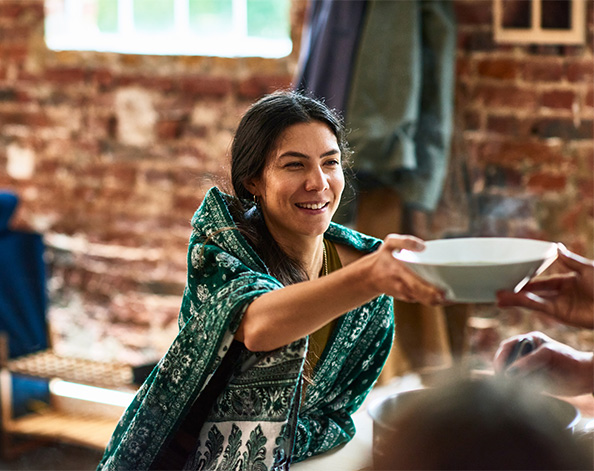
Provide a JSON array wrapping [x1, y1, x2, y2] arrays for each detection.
[[243, 178, 259, 196]]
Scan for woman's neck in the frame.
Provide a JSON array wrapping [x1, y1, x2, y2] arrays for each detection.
[[276, 234, 325, 280]]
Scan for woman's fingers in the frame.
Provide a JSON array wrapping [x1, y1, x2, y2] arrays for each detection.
[[396, 264, 445, 304], [383, 234, 426, 252], [379, 234, 445, 305]]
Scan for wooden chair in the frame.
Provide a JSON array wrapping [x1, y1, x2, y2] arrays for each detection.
[[0, 332, 137, 459]]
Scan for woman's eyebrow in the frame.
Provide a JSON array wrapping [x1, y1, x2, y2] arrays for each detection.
[[278, 149, 340, 159]]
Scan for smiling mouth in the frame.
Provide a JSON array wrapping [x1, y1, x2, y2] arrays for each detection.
[[295, 202, 329, 210]]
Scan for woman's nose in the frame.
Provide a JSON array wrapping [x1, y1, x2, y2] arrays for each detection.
[[304, 166, 328, 191]]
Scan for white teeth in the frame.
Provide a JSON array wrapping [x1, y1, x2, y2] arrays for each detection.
[[298, 202, 325, 210]]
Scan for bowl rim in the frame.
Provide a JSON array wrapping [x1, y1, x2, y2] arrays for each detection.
[[395, 237, 559, 268], [367, 387, 581, 432]]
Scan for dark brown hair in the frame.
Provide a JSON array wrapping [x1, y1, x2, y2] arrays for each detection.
[[227, 90, 350, 286]]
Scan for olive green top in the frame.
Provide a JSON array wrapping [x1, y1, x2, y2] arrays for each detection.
[[307, 238, 343, 371]]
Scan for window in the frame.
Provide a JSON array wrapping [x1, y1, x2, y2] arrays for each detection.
[[493, 0, 586, 44], [44, 0, 292, 58]]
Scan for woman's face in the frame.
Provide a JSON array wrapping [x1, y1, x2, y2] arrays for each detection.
[[247, 121, 345, 247]]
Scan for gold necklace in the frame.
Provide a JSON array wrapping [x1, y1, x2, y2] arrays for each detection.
[[321, 241, 328, 277]]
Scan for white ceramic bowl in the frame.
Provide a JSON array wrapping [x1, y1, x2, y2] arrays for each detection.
[[394, 237, 558, 303]]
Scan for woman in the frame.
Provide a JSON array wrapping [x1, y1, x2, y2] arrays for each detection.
[[98, 91, 443, 470]]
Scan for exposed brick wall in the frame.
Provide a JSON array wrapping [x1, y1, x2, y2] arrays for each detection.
[[447, 0, 594, 258], [0, 0, 592, 363], [0, 0, 305, 362]]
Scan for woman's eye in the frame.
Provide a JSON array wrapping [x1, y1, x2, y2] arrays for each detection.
[[285, 161, 303, 168], [325, 159, 341, 166]]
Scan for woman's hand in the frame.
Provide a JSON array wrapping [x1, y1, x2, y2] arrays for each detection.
[[497, 246, 594, 329], [493, 331, 594, 397], [366, 234, 445, 306]]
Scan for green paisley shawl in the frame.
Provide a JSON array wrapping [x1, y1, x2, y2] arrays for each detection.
[[97, 187, 394, 470]]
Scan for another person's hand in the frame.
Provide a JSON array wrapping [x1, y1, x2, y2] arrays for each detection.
[[493, 331, 594, 397], [497, 245, 594, 329], [368, 234, 445, 306]]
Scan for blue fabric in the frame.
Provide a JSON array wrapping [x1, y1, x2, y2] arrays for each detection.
[[295, 0, 367, 113], [0, 192, 18, 232], [0, 190, 50, 416], [0, 230, 48, 357]]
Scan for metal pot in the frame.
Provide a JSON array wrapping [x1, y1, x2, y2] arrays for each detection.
[[367, 383, 581, 470]]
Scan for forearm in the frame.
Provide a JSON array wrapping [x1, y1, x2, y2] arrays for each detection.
[[236, 257, 378, 351]]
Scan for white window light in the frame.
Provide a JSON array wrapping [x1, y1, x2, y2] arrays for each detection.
[[44, 0, 292, 58], [49, 379, 135, 407]]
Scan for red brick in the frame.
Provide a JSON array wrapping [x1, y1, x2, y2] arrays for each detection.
[[526, 173, 567, 192], [573, 144, 594, 173], [45, 67, 87, 84], [484, 163, 523, 188], [139, 76, 176, 93], [541, 90, 575, 110], [560, 204, 587, 232], [578, 179, 594, 199], [528, 45, 563, 56], [456, 30, 496, 52], [531, 118, 594, 140], [472, 84, 539, 109], [237, 75, 293, 99], [562, 45, 588, 57], [36, 159, 61, 174], [170, 167, 203, 186], [455, 81, 472, 102], [180, 76, 232, 97], [98, 186, 136, 202], [0, 88, 17, 101], [567, 60, 594, 83], [476, 58, 519, 80], [586, 88, 594, 109], [464, 109, 481, 130], [486, 114, 523, 136], [455, 56, 471, 77], [92, 69, 115, 88], [173, 194, 202, 213], [0, 2, 43, 20], [0, 110, 48, 126], [107, 164, 137, 186], [453, 0, 492, 26], [156, 119, 184, 140], [0, 44, 27, 62], [522, 60, 564, 82], [479, 140, 563, 165], [0, 25, 36, 43]]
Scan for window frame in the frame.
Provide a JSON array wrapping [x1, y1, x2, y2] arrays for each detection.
[[493, 0, 586, 45]]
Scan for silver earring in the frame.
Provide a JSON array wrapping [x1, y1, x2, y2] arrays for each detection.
[[253, 194, 258, 205]]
